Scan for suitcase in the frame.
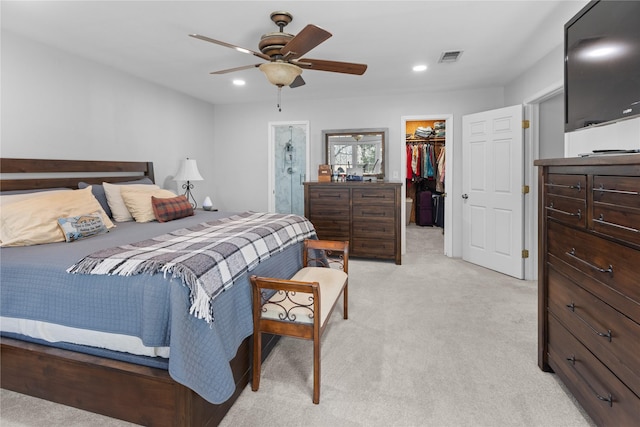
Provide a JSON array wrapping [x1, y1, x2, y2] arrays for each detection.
[[415, 190, 433, 226]]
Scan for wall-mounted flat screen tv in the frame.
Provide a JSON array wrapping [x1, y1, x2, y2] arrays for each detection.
[[564, 0, 640, 133]]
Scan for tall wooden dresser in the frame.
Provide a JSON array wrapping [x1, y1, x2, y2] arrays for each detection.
[[535, 155, 640, 426], [304, 181, 402, 264]]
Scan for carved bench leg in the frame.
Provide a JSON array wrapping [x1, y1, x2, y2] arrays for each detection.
[[313, 333, 320, 404], [343, 284, 348, 320]]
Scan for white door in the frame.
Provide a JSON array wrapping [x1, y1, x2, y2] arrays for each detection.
[[462, 105, 524, 279]]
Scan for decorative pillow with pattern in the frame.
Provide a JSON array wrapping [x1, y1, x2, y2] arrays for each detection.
[[57, 211, 109, 242], [152, 195, 194, 222]]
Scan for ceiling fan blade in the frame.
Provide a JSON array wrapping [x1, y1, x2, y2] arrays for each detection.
[[209, 64, 262, 75], [280, 24, 332, 59], [289, 75, 306, 88], [294, 58, 368, 75], [189, 34, 271, 61]]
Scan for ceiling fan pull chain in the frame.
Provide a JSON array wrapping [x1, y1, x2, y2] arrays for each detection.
[[277, 86, 282, 112]]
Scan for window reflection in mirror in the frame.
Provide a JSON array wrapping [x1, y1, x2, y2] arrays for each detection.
[[323, 128, 386, 179]]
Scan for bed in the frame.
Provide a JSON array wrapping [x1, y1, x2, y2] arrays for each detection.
[[0, 158, 312, 426]]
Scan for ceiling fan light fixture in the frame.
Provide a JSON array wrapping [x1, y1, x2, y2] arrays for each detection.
[[259, 62, 302, 87]]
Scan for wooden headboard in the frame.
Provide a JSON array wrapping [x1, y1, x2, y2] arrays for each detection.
[[0, 158, 155, 191]]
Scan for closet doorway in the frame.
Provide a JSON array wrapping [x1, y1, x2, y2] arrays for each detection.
[[402, 115, 453, 257], [267, 121, 309, 215]]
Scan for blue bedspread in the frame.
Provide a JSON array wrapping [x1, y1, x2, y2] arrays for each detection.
[[0, 211, 305, 404]]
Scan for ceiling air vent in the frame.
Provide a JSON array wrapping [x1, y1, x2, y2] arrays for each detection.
[[438, 50, 463, 63]]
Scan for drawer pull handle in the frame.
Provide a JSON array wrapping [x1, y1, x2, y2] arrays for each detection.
[[565, 355, 614, 407], [546, 202, 582, 219], [565, 302, 613, 342], [594, 184, 639, 196], [566, 248, 613, 277], [594, 214, 640, 234], [546, 182, 582, 191], [361, 194, 385, 199], [362, 211, 386, 217], [318, 194, 342, 199]]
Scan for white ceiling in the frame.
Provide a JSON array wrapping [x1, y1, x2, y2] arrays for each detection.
[[1, 1, 588, 106]]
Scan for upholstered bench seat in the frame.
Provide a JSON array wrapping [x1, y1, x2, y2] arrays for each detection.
[[250, 239, 349, 404], [261, 267, 348, 326]]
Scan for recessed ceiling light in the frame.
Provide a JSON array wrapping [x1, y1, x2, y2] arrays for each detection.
[[413, 64, 428, 72], [233, 79, 246, 86]]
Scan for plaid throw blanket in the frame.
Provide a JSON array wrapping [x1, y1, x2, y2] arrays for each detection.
[[68, 212, 316, 323]]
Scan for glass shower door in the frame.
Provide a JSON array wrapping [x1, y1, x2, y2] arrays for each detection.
[[274, 124, 307, 215]]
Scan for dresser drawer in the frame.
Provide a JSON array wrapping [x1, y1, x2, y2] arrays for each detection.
[[547, 314, 640, 427], [352, 219, 395, 239], [352, 188, 395, 205], [307, 188, 350, 206], [592, 205, 640, 246], [352, 204, 395, 220], [592, 175, 640, 246], [593, 176, 640, 209], [547, 221, 640, 318], [351, 237, 396, 259], [547, 267, 640, 397], [309, 219, 349, 241], [545, 194, 586, 228], [545, 174, 587, 198]]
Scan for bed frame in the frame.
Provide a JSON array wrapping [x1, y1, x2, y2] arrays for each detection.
[[0, 158, 279, 426]]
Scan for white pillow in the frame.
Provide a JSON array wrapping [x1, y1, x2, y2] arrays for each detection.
[[0, 186, 114, 247], [103, 182, 159, 222], [120, 187, 177, 223], [0, 189, 72, 207]]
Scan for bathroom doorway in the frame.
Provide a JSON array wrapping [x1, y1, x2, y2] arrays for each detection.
[[268, 121, 309, 215]]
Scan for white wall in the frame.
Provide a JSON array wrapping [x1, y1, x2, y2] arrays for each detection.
[[1, 31, 217, 204], [564, 119, 640, 157], [539, 93, 565, 159], [504, 44, 565, 107]]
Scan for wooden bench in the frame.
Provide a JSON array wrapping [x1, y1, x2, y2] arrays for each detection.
[[250, 239, 349, 404]]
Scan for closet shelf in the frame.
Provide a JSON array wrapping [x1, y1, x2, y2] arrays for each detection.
[[406, 137, 445, 144]]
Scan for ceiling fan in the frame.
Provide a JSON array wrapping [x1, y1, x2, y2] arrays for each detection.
[[189, 11, 368, 91]]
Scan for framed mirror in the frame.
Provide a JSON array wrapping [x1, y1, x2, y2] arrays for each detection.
[[322, 128, 387, 180]]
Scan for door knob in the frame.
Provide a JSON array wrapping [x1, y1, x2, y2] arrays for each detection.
[[462, 194, 469, 199]]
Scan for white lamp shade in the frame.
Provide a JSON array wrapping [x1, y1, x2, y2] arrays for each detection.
[[259, 62, 302, 87], [173, 158, 203, 182]]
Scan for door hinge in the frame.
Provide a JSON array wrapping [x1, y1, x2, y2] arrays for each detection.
[[522, 120, 530, 129], [522, 185, 530, 194], [522, 249, 529, 259]]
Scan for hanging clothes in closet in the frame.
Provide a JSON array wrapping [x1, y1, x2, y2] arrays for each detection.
[[407, 142, 442, 182]]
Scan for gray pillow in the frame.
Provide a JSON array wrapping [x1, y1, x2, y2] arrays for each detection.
[[78, 178, 153, 218]]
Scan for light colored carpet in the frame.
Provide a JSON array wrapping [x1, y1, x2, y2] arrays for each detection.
[[1, 225, 594, 426]]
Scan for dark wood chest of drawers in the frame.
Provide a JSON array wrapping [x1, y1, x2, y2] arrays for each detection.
[[535, 155, 640, 426], [304, 181, 401, 264]]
